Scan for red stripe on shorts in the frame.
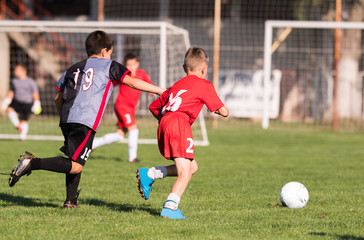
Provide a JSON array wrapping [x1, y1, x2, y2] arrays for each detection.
[[72, 130, 91, 161]]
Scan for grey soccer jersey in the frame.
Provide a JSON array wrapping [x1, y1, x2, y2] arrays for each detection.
[[56, 58, 130, 132], [10, 77, 38, 104]]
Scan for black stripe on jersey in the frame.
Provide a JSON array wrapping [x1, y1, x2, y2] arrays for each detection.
[[60, 59, 87, 124]]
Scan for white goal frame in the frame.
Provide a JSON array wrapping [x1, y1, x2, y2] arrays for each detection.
[[263, 20, 364, 129], [0, 20, 209, 146]]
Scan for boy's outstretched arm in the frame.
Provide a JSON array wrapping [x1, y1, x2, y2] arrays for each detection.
[[214, 106, 229, 117], [123, 75, 165, 96]]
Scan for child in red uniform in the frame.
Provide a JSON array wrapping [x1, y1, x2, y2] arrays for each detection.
[[92, 54, 153, 162], [136, 47, 229, 219]]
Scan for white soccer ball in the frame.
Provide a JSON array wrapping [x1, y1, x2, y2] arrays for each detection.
[[280, 181, 309, 209]]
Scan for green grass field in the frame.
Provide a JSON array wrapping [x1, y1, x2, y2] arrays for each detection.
[[1, 123, 364, 239]]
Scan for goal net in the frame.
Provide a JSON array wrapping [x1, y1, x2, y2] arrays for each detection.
[[263, 20, 364, 131], [0, 20, 209, 145]]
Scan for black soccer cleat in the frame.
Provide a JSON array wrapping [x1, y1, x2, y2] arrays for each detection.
[[63, 201, 80, 209], [63, 189, 81, 209], [8, 151, 35, 187]]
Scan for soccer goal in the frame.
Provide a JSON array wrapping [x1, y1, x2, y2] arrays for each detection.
[[0, 20, 209, 146], [263, 20, 364, 130]]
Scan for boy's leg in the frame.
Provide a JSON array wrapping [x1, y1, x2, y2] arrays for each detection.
[[136, 165, 169, 200], [161, 158, 198, 219], [65, 172, 82, 208], [92, 130, 125, 149], [136, 160, 198, 201], [7, 108, 19, 129], [149, 160, 198, 179], [17, 103, 32, 141], [9, 154, 74, 187], [128, 128, 139, 162], [116, 107, 138, 162], [9, 123, 92, 209], [9, 153, 84, 208], [19, 120, 29, 141], [169, 158, 193, 199]]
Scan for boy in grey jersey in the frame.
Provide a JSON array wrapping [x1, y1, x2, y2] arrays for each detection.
[[1, 65, 41, 141], [8, 31, 165, 208]]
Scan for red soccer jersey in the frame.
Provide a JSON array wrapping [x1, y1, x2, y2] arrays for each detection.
[[150, 75, 224, 125], [116, 69, 152, 109]]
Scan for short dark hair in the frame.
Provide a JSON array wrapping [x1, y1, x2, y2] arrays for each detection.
[[183, 47, 209, 72], [85, 30, 114, 57], [124, 53, 139, 65]]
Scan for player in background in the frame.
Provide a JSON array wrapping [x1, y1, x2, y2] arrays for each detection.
[[92, 53, 153, 163], [7, 30, 165, 208], [1, 64, 42, 141], [136, 47, 229, 219]]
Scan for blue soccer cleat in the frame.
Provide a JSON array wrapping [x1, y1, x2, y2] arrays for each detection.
[[136, 168, 155, 200], [161, 207, 187, 219]]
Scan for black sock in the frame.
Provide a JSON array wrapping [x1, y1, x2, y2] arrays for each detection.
[[31, 157, 72, 173], [66, 172, 82, 203]]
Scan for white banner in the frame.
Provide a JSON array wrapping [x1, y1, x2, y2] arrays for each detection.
[[219, 69, 282, 118]]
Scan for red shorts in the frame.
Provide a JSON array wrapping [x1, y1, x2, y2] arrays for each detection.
[[158, 112, 194, 160], [115, 105, 136, 129]]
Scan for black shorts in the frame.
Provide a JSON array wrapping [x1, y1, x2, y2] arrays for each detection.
[[60, 123, 95, 166], [9, 100, 32, 121]]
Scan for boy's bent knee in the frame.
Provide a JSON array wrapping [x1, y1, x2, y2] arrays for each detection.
[[191, 160, 198, 175], [7, 107, 15, 113], [70, 162, 83, 174], [191, 164, 198, 175], [177, 170, 193, 181]]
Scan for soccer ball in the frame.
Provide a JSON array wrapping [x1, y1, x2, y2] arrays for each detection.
[[280, 182, 309, 209]]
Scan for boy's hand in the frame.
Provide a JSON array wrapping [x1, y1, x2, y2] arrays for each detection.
[[158, 88, 167, 96], [214, 106, 229, 117], [31, 100, 42, 115], [1, 98, 11, 112]]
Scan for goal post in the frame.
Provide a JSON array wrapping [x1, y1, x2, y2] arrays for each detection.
[[0, 20, 209, 146], [263, 20, 364, 130]]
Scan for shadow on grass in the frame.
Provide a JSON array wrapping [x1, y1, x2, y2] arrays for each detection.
[[309, 232, 364, 240], [83, 198, 160, 216], [0, 192, 59, 208]]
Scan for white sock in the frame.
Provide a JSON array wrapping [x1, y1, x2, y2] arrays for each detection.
[[8, 111, 19, 128], [19, 122, 29, 141], [147, 166, 167, 180], [92, 132, 124, 149], [128, 129, 139, 162], [164, 193, 180, 210]]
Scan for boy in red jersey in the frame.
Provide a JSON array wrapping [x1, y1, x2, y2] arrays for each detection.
[[136, 47, 229, 219], [92, 53, 153, 163]]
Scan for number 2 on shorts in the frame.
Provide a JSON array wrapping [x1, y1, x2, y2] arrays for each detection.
[[186, 138, 194, 153]]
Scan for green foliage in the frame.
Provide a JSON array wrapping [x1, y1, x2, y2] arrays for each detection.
[[1, 126, 364, 239]]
